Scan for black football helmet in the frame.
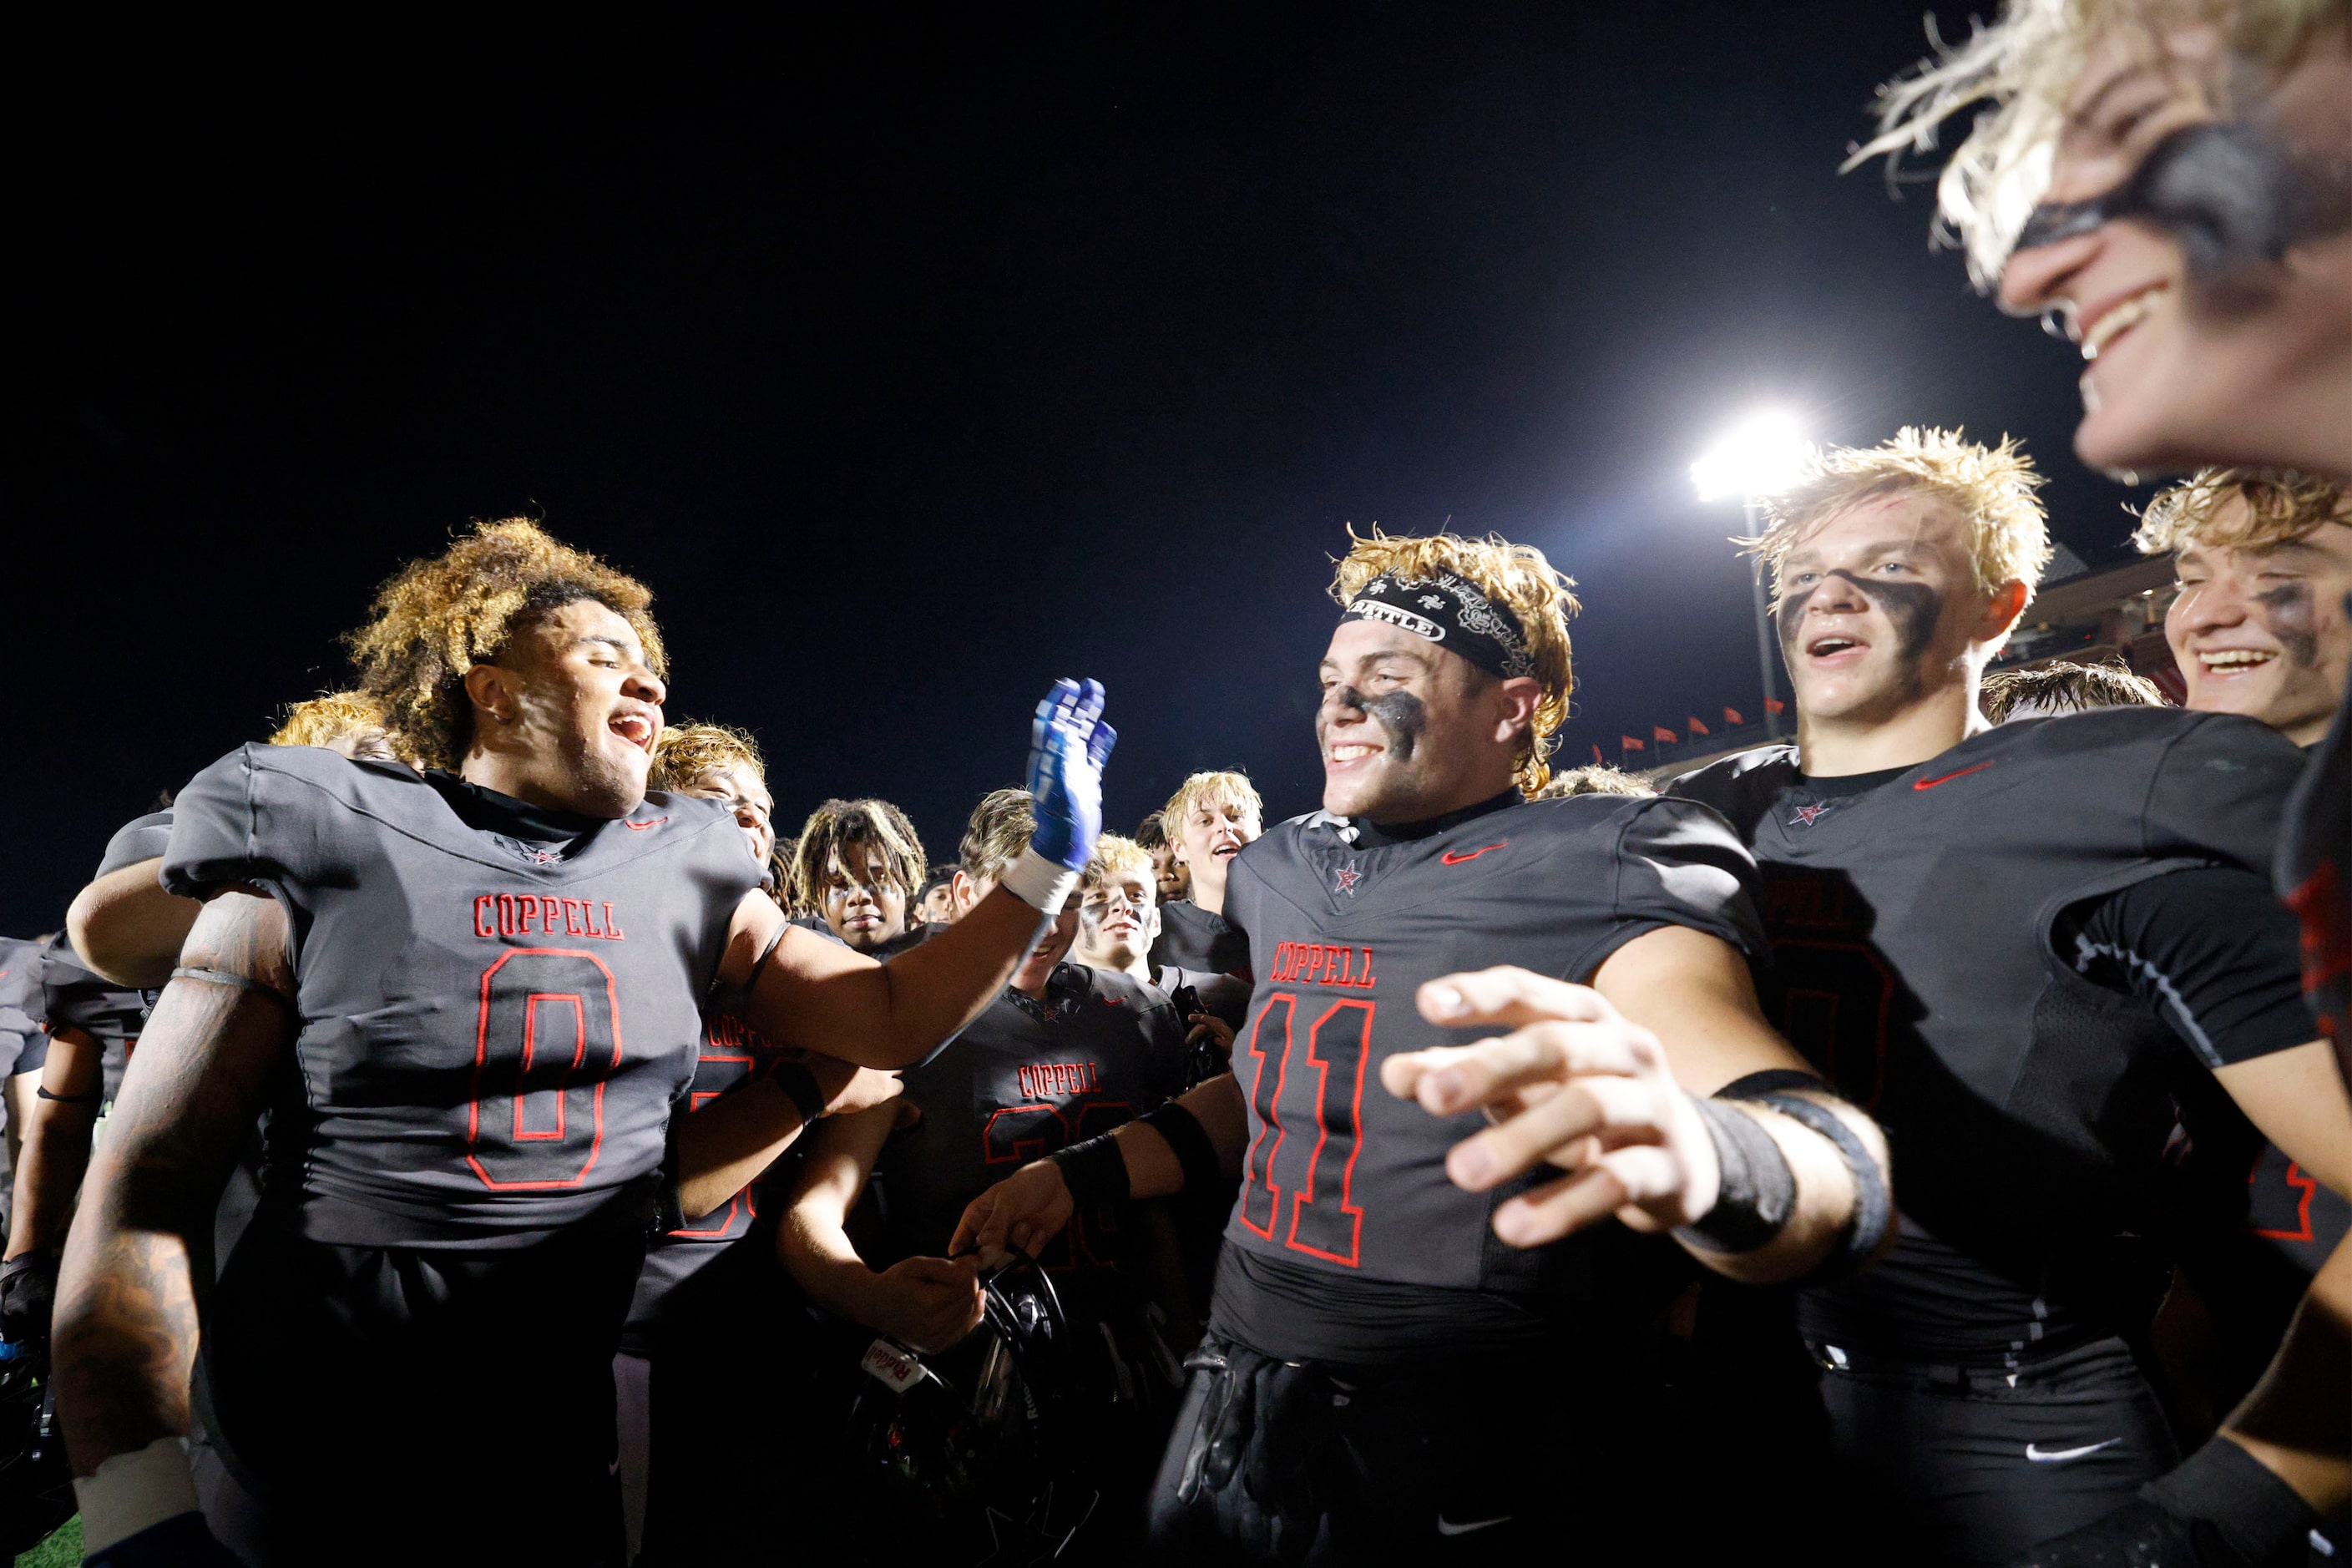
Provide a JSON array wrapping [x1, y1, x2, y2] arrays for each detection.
[[843, 1252, 1166, 1565]]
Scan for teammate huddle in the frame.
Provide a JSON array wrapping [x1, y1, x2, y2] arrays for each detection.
[[5, 1, 2349, 1565]]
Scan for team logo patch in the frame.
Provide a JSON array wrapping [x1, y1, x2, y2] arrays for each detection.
[[1333, 866, 1363, 895], [1788, 802, 1832, 828]]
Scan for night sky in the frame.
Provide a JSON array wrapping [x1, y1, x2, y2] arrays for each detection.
[[7, 5, 2146, 935]]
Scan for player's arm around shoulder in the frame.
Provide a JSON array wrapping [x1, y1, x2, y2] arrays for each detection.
[[1379, 930, 1893, 1286], [53, 888, 293, 1559], [67, 859, 198, 990]]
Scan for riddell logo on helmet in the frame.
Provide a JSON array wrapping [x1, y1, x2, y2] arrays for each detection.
[[1351, 600, 1445, 641]]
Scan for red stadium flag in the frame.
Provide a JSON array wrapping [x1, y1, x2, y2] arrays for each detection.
[[1764, 696, 1786, 715], [1723, 706, 1745, 726], [1652, 725, 1678, 745], [1687, 716, 1710, 737], [1621, 734, 1645, 752], [1591, 744, 1605, 765]]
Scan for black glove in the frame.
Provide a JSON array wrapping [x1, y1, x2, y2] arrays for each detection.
[[2011, 1438, 2322, 1568], [0, 1253, 58, 1351]]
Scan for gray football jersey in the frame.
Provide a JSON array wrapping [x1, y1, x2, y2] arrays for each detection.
[[164, 745, 763, 1247], [1217, 793, 1764, 1293], [95, 809, 175, 878], [1672, 707, 2304, 1353]]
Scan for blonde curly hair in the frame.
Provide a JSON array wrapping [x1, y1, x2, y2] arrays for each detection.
[[649, 721, 765, 792], [1328, 527, 1579, 797], [1849, 0, 2344, 288], [268, 690, 400, 755], [2134, 467, 2352, 553], [1743, 428, 2054, 613], [346, 518, 665, 771], [1082, 834, 1158, 893]]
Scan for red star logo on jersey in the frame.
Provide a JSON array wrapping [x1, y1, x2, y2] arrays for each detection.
[[1333, 866, 1363, 895], [1789, 802, 1831, 828]]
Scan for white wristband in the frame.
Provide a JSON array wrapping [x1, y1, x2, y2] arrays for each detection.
[[73, 1434, 201, 1554], [998, 846, 1080, 914]]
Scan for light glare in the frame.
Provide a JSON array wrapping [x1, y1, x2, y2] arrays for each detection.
[[1691, 410, 1809, 503]]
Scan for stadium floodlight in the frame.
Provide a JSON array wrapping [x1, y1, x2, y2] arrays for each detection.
[[1690, 408, 1808, 503], [1691, 409, 1811, 741]]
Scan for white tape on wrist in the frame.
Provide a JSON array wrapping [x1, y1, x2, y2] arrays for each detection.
[[74, 1434, 200, 1554], [999, 847, 1080, 914]]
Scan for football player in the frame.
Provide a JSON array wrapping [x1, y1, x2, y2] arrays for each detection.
[[0, 937, 154, 1386], [1667, 428, 2351, 1565], [1861, 11, 2352, 1559], [1136, 810, 1190, 903], [778, 789, 1188, 1560], [918, 865, 961, 925], [956, 528, 1890, 1563], [50, 519, 1114, 1567], [1147, 771, 1261, 981], [794, 797, 930, 957], [1075, 834, 1242, 1063]]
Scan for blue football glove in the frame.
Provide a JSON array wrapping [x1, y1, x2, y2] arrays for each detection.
[[1025, 678, 1116, 872], [83, 1510, 245, 1567]]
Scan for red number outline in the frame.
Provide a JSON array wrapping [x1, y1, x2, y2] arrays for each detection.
[[1237, 993, 1295, 1241], [468, 947, 624, 1191], [669, 1051, 758, 1237], [1283, 999, 1373, 1267]]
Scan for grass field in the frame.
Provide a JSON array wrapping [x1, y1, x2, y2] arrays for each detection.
[[16, 1515, 78, 1568]]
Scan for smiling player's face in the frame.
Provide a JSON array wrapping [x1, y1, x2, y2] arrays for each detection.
[[1317, 618, 1508, 823], [2167, 513, 2352, 744], [1777, 493, 1990, 727], [483, 598, 666, 818], [1995, 23, 2352, 479]]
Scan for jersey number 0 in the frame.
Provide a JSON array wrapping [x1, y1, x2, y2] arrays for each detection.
[[468, 948, 624, 1189]]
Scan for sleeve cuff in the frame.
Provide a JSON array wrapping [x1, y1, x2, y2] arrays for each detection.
[[73, 1435, 200, 1555], [998, 847, 1080, 915]]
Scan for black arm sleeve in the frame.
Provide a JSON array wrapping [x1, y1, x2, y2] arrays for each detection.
[[2068, 866, 2313, 1069]]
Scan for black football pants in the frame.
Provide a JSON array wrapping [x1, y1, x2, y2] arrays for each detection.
[[192, 1200, 649, 1568], [1142, 1338, 1658, 1566], [1808, 1334, 2179, 1567]]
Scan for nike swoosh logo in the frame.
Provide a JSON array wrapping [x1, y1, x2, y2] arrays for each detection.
[[2025, 1439, 2121, 1464], [623, 817, 670, 830], [1435, 1515, 1514, 1536], [1913, 762, 1995, 791], [1441, 842, 1508, 864]]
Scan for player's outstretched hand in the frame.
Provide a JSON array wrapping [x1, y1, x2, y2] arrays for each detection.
[[949, 1159, 1073, 1268], [1379, 965, 1721, 1247], [861, 1255, 985, 1355], [1026, 678, 1116, 872]]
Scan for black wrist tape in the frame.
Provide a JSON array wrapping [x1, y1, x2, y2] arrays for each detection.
[[1136, 1100, 1222, 1198], [1051, 1131, 1130, 1209], [771, 1062, 827, 1126], [2145, 1435, 2323, 1565], [1741, 1090, 1894, 1282], [1675, 1097, 1795, 1254]]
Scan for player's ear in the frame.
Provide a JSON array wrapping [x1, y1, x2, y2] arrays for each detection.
[[1975, 579, 2032, 646], [463, 662, 521, 728], [1491, 675, 1543, 746]]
